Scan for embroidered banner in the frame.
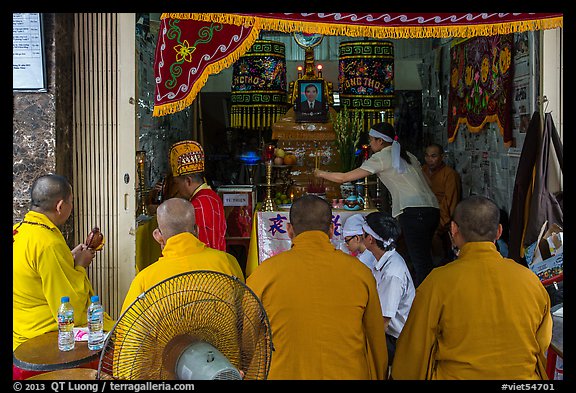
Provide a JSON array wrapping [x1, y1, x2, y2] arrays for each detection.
[[154, 18, 257, 116], [338, 40, 395, 129], [154, 13, 562, 117], [447, 35, 514, 145], [230, 39, 288, 130]]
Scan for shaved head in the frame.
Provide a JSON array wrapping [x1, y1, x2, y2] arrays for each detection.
[[156, 197, 197, 239], [31, 174, 72, 212], [453, 195, 500, 242], [289, 195, 332, 236]]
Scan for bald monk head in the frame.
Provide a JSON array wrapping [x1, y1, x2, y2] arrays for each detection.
[[288, 194, 334, 238], [30, 174, 74, 226], [153, 197, 198, 249]]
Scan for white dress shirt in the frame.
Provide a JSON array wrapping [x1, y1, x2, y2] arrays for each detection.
[[372, 249, 415, 338]]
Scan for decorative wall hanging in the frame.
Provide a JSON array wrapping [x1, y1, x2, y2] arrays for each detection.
[[447, 34, 514, 146], [230, 39, 288, 130], [338, 40, 395, 130], [153, 13, 562, 117]]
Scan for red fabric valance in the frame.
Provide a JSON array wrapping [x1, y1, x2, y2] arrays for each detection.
[[153, 13, 562, 116]]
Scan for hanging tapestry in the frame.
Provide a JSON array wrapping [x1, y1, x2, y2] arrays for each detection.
[[230, 40, 288, 130], [153, 18, 258, 117], [154, 13, 562, 117], [338, 40, 395, 130], [447, 34, 514, 146]]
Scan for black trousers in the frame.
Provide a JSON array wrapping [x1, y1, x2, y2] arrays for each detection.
[[386, 333, 397, 368], [398, 206, 440, 287]]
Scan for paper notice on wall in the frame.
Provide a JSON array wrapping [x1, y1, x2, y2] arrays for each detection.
[[13, 13, 46, 91]]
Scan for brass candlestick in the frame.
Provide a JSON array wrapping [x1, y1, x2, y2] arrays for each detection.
[[262, 162, 276, 212], [363, 175, 374, 209], [136, 151, 151, 222], [360, 145, 374, 210]]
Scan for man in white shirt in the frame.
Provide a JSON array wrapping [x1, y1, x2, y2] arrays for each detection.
[[301, 83, 322, 113], [362, 211, 415, 369]]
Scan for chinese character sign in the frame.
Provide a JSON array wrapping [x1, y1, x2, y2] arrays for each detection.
[[256, 210, 373, 264]]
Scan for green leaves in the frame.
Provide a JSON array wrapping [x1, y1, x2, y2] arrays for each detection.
[[331, 106, 364, 173]]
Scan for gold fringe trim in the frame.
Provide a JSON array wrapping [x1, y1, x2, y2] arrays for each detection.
[[164, 13, 562, 39], [447, 114, 513, 147], [153, 21, 261, 117], [155, 13, 562, 116]]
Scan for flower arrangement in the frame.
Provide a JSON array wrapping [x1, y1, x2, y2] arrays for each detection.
[[331, 106, 364, 173]]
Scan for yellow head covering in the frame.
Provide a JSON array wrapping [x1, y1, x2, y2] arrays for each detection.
[[169, 140, 205, 176]]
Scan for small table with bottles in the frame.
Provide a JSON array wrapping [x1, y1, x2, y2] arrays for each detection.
[[13, 331, 102, 380]]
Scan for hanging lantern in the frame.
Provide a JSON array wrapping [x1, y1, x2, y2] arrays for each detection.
[[231, 40, 288, 130], [338, 40, 395, 129]]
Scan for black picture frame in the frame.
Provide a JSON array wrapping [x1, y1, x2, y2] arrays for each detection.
[[295, 79, 328, 123]]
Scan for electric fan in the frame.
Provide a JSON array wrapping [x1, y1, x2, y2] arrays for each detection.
[[97, 270, 273, 380]]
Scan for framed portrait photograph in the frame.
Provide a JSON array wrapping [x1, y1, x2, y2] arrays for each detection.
[[295, 79, 328, 122]]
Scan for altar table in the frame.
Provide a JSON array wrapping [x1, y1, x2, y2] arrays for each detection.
[[245, 208, 378, 277]]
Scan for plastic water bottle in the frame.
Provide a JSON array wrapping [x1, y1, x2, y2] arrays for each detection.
[[58, 296, 75, 351], [87, 295, 105, 351]]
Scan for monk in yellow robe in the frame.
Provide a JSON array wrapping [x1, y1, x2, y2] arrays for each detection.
[[247, 195, 388, 379], [392, 195, 552, 380], [121, 197, 244, 313], [422, 142, 462, 264], [112, 198, 245, 379], [13, 174, 115, 351]]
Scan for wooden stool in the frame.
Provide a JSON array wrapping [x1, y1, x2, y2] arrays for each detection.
[[13, 331, 101, 380]]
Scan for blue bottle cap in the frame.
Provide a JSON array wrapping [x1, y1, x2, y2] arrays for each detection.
[[91, 295, 99, 302], [61, 296, 70, 303]]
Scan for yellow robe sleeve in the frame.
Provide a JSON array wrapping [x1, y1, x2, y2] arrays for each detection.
[[391, 281, 441, 380], [535, 299, 553, 378], [120, 275, 146, 315], [37, 240, 94, 328], [363, 281, 389, 380]]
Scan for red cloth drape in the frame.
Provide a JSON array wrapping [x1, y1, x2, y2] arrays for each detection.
[[153, 19, 257, 116], [153, 13, 562, 117]]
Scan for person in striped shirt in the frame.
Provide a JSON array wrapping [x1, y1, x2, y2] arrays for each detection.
[[169, 140, 227, 252]]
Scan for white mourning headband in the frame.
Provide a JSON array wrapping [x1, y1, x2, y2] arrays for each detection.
[[362, 222, 394, 248], [368, 128, 406, 174]]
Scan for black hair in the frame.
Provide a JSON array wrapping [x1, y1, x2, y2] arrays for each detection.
[[365, 211, 401, 251], [370, 122, 412, 164], [304, 84, 318, 93]]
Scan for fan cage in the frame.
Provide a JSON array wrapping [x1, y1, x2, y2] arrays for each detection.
[[97, 270, 272, 380]]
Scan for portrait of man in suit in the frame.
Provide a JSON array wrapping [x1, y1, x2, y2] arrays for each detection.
[[300, 83, 323, 113]]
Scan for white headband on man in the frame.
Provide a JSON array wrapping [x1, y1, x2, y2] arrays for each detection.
[[368, 128, 406, 174], [362, 222, 394, 249]]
